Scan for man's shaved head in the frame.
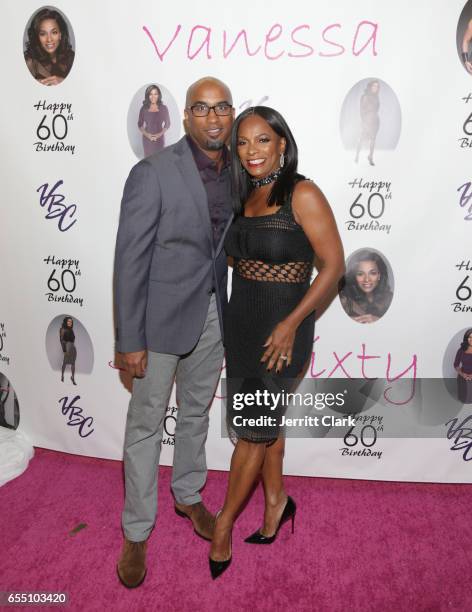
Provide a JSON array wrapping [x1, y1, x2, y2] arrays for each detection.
[[185, 77, 232, 107]]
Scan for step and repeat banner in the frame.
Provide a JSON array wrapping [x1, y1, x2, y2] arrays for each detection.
[[2, 0, 472, 483]]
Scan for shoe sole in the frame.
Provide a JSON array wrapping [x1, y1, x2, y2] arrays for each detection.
[[116, 566, 147, 589], [174, 507, 212, 541], [244, 536, 274, 544]]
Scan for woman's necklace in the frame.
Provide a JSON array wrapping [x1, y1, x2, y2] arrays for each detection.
[[250, 167, 281, 188]]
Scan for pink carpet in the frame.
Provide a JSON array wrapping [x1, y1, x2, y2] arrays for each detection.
[[1, 448, 470, 612]]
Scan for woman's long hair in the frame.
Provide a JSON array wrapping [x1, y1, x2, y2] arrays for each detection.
[[230, 106, 304, 215], [339, 250, 390, 305], [142, 85, 162, 109], [460, 328, 472, 351], [61, 316, 73, 329], [60, 316, 75, 342], [25, 8, 72, 64], [364, 79, 380, 96]]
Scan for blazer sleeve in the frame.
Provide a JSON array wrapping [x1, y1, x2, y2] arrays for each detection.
[[114, 159, 162, 353]]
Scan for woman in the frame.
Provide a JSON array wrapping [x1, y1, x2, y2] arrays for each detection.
[[209, 106, 345, 578], [462, 19, 472, 74], [138, 85, 171, 157], [354, 80, 380, 166], [60, 317, 77, 385], [339, 249, 392, 324], [0, 373, 20, 430], [24, 8, 75, 86], [454, 329, 472, 403]]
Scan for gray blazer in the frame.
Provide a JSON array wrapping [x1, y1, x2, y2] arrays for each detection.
[[114, 136, 233, 355]]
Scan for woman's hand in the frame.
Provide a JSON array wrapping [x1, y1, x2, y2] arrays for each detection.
[[353, 314, 379, 324], [39, 75, 64, 86], [261, 320, 296, 372], [466, 61, 472, 74], [456, 368, 471, 380], [150, 131, 163, 141]]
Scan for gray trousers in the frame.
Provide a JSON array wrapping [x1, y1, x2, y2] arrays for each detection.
[[122, 295, 224, 542]]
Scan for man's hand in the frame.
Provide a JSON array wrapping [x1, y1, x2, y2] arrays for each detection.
[[121, 350, 147, 378]]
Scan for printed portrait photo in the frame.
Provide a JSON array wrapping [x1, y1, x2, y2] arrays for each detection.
[[338, 248, 394, 324], [127, 83, 181, 159], [339, 77, 401, 166], [23, 6, 76, 86]]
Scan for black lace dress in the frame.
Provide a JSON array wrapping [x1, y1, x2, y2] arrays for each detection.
[[224, 195, 315, 443]]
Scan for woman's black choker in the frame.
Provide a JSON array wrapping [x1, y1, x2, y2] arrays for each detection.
[[250, 168, 281, 188]]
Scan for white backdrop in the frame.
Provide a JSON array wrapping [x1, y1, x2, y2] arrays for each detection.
[[1, 0, 472, 483]]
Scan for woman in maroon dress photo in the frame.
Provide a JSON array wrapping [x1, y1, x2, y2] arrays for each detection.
[[138, 85, 171, 157], [454, 328, 472, 403]]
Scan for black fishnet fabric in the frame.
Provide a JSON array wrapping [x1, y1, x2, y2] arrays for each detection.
[[235, 259, 312, 283]]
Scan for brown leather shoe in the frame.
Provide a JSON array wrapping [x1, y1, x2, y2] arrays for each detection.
[[175, 501, 216, 541], [117, 538, 148, 588]]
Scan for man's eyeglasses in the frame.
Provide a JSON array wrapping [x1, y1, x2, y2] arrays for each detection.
[[189, 103, 233, 117]]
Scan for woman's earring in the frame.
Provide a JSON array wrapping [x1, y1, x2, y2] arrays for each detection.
[[279, 152, 285, 168], [240, 161, 246, 173]]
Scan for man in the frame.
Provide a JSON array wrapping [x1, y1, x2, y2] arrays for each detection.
[[114, 77, 234, 587]]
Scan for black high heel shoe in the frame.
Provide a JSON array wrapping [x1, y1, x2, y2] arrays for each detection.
[[209, 550, 231, 580], [244, 496, 296, 545], [209, 512, 232, 580]]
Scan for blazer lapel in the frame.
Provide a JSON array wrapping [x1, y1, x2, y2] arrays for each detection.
[[174, 138, 213, 250]]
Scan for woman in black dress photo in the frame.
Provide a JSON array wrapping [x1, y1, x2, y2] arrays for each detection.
[[209, 106, 345, 578], [24, 7, 75, 86], [354, 80, 380, 166], [60, 316, 77, 385], [0, 372, 20, 430]]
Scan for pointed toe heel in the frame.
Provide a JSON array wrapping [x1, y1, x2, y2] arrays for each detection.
[[244, 529, 272, 544], [244, 496, 296, 545], [209, 556, 232, 580], [209, 510, 232, 579]]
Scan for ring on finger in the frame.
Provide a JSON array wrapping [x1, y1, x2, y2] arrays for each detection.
[[280, 355, 288, 361]]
